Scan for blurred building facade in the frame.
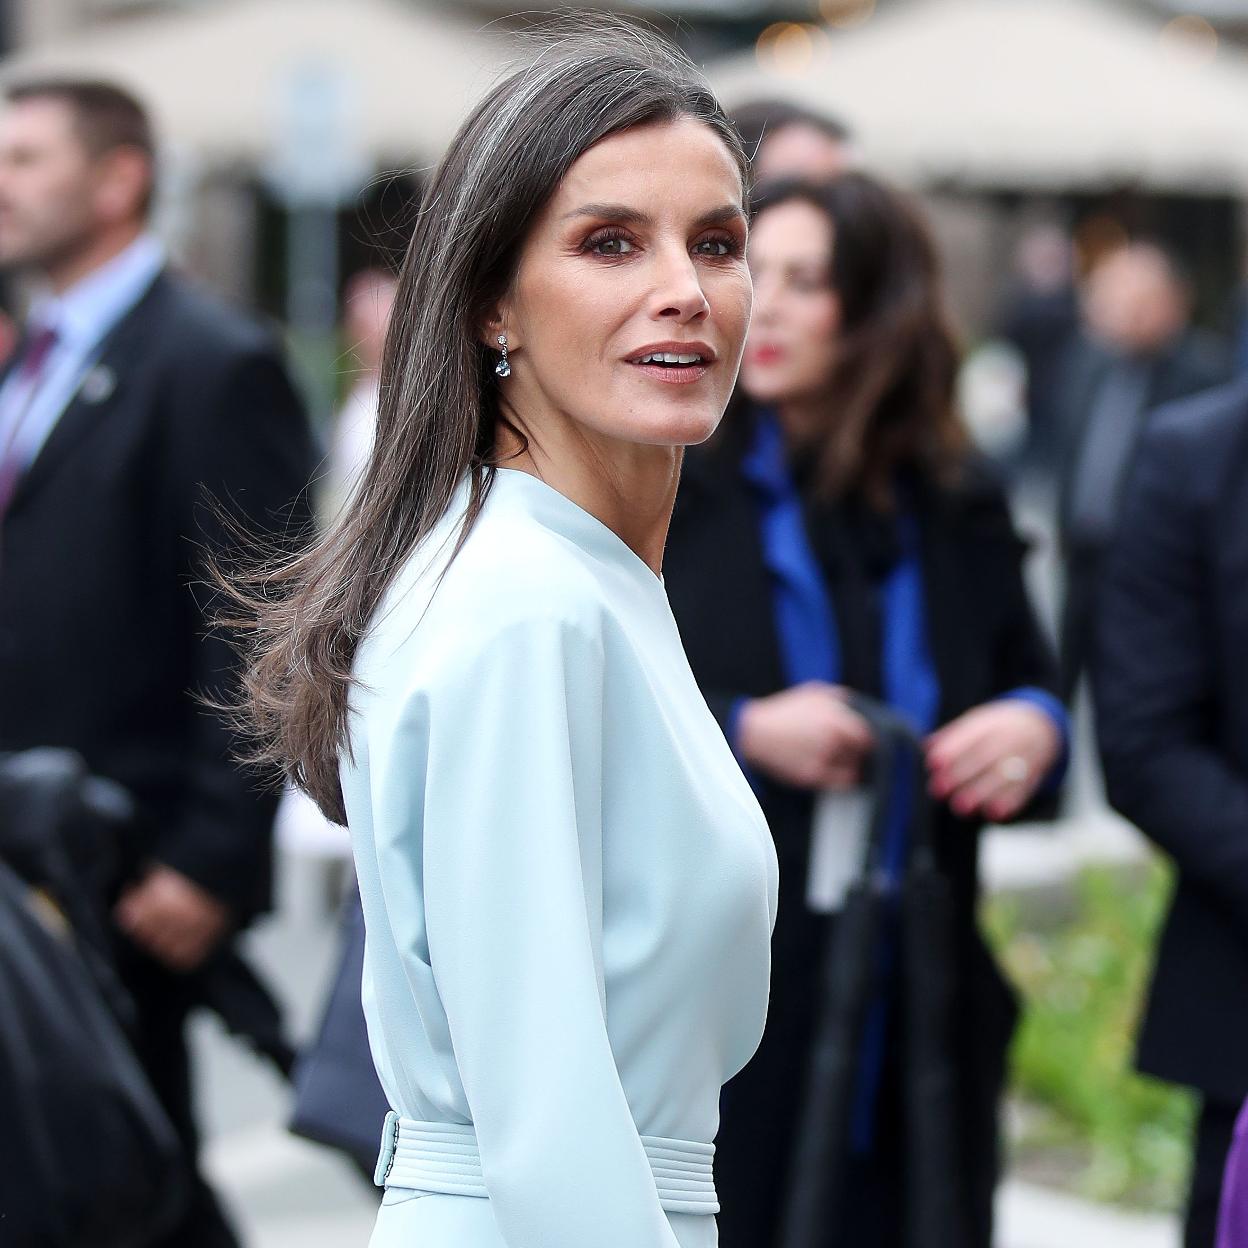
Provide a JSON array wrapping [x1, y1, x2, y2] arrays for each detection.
[[8, 0, 172, 47], [1, 0, 1245, 346]]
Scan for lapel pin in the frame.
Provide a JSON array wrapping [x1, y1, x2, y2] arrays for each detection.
[[79, 364, 117, 405]]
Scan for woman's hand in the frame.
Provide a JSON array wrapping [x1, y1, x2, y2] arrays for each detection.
[[737, 682, 875, 791], [924, 700, 1061, 822]]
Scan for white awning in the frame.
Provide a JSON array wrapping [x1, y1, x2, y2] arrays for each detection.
[[708, 0, 1248, 192], [1, 0, 518, 171]]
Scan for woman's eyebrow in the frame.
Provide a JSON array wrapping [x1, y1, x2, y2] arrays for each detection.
[[560, 203, 747, 228], [561, 203, 652, 226], [696, 204, 748, 228]]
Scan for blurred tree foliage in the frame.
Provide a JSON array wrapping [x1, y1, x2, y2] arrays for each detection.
[[983, 860, 1197, 1209]]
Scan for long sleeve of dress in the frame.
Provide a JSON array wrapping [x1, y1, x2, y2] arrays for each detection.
[[374, 608, 683, 1248]]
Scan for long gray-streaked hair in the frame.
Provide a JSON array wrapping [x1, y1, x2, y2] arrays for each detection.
[[224, 20, 748, 823]]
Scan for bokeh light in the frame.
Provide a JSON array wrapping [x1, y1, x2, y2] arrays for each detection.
[[755, 22, 825, 77]]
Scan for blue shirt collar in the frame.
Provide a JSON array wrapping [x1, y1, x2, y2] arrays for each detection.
[[29, 233, 165, 349]]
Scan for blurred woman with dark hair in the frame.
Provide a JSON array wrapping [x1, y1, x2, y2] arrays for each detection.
[[665, 173, 1069, 1248]]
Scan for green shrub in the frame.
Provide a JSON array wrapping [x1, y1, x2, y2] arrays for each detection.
[[982, 859, 1197, 1209]]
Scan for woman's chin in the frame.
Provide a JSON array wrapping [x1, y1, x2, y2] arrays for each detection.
[[606, 406, 725, 448], [738, 375, 793, 407], [680, 414, 725, 447], [655, 411, 724, 447]]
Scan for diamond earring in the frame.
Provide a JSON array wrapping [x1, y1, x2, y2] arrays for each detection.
[[494, 334, 511, 379]]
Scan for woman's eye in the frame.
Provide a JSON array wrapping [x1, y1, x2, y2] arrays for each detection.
[[590, 235, 635, 257], [694, 237, 736, 257]]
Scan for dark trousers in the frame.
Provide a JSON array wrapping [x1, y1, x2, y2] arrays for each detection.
[[117, 943, 242, 1248], [1186, 1098, 1240, 1248]]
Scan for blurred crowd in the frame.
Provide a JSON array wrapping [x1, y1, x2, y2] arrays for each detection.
[[2, 61, 1248, 1248]]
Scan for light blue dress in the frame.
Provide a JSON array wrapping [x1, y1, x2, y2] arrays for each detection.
[[341, 467, 779, 1248]]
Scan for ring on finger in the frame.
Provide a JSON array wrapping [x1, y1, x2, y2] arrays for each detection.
[[998, 755, 1029, 784]]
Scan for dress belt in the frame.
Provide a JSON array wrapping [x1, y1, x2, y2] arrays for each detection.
[[373, 1111, 719, 1215]]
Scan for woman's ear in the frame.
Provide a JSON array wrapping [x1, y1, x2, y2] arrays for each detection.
[[479, 302, 517, 351]]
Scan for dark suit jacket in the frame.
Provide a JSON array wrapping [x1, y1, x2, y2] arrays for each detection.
[[665, 441, 1060, 1248], [0, 269, 314, 921], [1094, 380, 1248, 1103]]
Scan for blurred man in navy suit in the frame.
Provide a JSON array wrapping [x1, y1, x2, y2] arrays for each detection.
[[1095, 378, 1248, 1248]]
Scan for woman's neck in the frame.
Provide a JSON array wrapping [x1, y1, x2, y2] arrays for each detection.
[[495, 423, 680, 577]]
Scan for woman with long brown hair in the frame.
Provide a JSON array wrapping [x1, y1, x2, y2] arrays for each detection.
[[225, 26, 777, 1248], [665, 173, 1069, 1248]]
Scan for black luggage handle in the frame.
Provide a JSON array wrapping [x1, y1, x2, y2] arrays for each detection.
[[779, 695, 959, 1248], [845, 694, 937, 883]]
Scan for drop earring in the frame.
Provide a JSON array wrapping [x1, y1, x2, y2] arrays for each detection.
[[494, 334, 511, 379]]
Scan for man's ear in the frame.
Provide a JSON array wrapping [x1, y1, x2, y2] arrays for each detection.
[[95, 146, 151, 226]]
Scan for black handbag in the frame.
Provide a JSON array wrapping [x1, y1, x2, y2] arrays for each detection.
[[289, 887, 391, 1174], [0, 751, 189, 1248], [780, 698, 966, 1248]]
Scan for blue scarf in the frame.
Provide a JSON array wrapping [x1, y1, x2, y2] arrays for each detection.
[[740, 408, 940, 738]]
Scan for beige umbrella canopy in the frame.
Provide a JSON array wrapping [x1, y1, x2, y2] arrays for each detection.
[[1, 0, 518, 171], [708, 0, 1248, 192]]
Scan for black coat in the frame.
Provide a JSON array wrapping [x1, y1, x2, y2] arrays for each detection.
[[0, 269, 314, 921], [1093, 380, 1248, 1104], [664, 440, 1060, 1248]]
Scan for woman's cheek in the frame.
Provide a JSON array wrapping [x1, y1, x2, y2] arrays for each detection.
[[727, 267, 754, 338], [801, 318, 839, 389]]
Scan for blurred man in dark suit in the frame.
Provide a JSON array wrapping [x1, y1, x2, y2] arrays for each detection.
[[1094, 379, 1248, 1248], [1058, 242, 1230, 696], [0, 79, 314, 1246]]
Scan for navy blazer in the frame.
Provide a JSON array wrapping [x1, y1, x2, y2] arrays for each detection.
[[1094, 379, 1248, 1102]]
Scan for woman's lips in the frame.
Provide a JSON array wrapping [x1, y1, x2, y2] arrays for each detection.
[[628, 360, 712, 385], [748, 344, 785, 366]]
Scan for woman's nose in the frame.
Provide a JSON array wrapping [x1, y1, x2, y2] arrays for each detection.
[[652, 248, 710, 322]]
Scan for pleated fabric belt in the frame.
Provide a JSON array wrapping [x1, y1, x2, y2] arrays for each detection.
[[373, 1111, 719, 1215]]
